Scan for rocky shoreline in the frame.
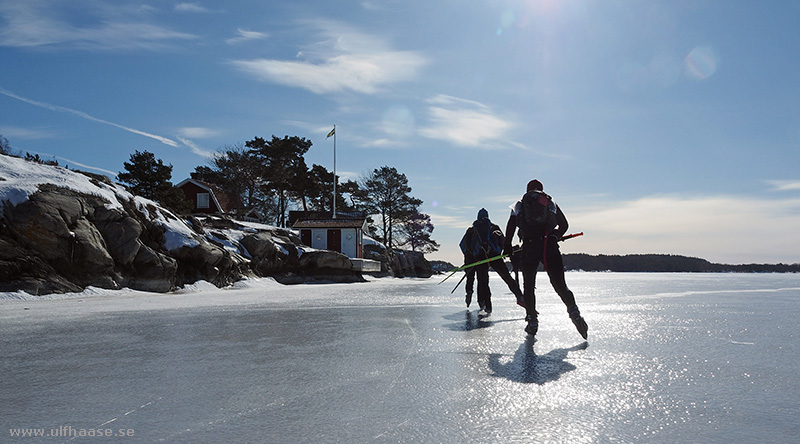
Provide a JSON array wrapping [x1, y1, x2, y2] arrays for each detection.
[[0, 156, 432, 296]]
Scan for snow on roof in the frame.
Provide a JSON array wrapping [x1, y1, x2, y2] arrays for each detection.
[[293, 219, 366, 229]]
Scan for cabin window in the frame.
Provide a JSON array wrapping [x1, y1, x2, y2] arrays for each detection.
[[197, 193, 210, 209]]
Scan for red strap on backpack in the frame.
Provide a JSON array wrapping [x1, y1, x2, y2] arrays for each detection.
[[542, 233, 549, 271]]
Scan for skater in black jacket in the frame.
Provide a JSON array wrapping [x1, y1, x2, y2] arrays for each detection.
[[504, 180, 588, 339], [460, 208, 525, 314]]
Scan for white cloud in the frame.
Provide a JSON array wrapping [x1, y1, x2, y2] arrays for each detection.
[[568, 195, 800, 264], [767, 180, 800, 192], [232, 52, 425, 94], [176, 137, 214, 158], [174, 3, 211, 13], [230, 21, 427, 94], [176, 127, 221, 139], [429, 212, 474, 230], [0, 126, 55, 140], [77, 22, 196, 50], [362, 138, 404, 148], [0, 2, 196, 50], [34, 152, 118, 177], [226, 28, 268, 44], [0, 88, 178, 147], [418, 95, 514, 147]]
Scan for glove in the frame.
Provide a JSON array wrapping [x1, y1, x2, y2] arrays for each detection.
[[503, 242, 513, 256]]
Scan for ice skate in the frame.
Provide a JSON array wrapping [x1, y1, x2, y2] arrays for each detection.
[[524, 313, 538, 336], [568, 305, 588, 340]]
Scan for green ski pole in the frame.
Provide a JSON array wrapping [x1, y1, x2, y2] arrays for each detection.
[[439, 232, 583, 284], [439, 252, 510, 284]]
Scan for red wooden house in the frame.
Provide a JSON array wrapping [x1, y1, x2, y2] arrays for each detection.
[[176, 179, 227, 214]]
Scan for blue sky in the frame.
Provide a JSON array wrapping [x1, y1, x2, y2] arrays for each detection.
[[1, 0, 799, 266]]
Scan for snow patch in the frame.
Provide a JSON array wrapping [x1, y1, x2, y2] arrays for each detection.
[[363, 235, 385, 249], [0, 154, 130, 215], [172, 280, 219, 294], [0, 286, 139, 302]]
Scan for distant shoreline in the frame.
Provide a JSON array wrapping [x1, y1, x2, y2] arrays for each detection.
[[430, 254, 800, 273], [562, 253, 800, 273]]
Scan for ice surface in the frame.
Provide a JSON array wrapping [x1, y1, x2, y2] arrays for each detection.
[[1, 273, 798, 443]]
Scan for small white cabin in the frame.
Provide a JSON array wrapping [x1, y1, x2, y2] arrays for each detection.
[[293, 218, 365, 258], [290, 211, 381, 272]]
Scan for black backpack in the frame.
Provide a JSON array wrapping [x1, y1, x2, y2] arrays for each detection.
[[516, 190, 557, 239], [469, 219, 503, 258]]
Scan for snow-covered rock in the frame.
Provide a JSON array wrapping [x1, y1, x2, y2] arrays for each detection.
[[0, 154, 363, 295]]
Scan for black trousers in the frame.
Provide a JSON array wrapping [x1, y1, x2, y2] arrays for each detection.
[[475, 256, 523, 311], [520, 237, 577, 317], [465, 266, 475, 296]]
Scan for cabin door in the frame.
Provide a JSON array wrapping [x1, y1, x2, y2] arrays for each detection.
[[327, 229, 341, 253], [300, 229, 312, 247]]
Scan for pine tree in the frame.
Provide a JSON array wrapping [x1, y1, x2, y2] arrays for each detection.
[[118, 150, 188, 213], [398, 212, 440, 253], [118, 150, 173, 200], [357, 166, 422, 251], [0, 134, 13, 155], [246, 136, 312, 227], [192, 145, 264, 217]]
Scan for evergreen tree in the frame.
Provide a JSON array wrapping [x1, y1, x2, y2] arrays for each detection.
[[192, 144, 264, 217], [337, 179, 362, 212], [397, 212, 440, 253], [158, 187, 192, 214], [118, 150, 188, 213], [246, 135, 312, 227], [118, 150, 173, 200], [0, 134, 13, 156], [24, 153, 58, 166], [302, 164, 358, 213], [190, 165, 221, 185], [357, 166, 422, 251], [298, 164, 329, 211]]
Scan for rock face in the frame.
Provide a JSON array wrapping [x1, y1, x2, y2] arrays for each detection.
[[362, 243, 433, 279], [0, 156, 432, 295], [0, 182, 241, 294], [392, 250, 434, 278]]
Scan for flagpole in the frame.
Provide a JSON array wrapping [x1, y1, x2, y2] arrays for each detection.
[[332, 124, 337, 219]]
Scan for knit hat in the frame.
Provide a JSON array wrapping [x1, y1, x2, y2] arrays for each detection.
[[527, 179, 543, 192], [477, 208, 489, 220]]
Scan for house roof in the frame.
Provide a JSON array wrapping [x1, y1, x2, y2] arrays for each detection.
[[293, 218, 367, 229], [288, 210, 365, 225], [289, 210, 368, 230]]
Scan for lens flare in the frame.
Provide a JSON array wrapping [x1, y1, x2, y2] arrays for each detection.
[[685, 45, 719, 80], [381, 105, 415, 138]]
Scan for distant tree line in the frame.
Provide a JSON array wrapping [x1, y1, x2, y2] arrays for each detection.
[[0, 132, 438, 255], [562, 254, 800, 272], [433, 254, 799, 274]]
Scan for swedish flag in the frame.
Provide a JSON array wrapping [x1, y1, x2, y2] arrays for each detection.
[[326, 127, 335, 138]]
